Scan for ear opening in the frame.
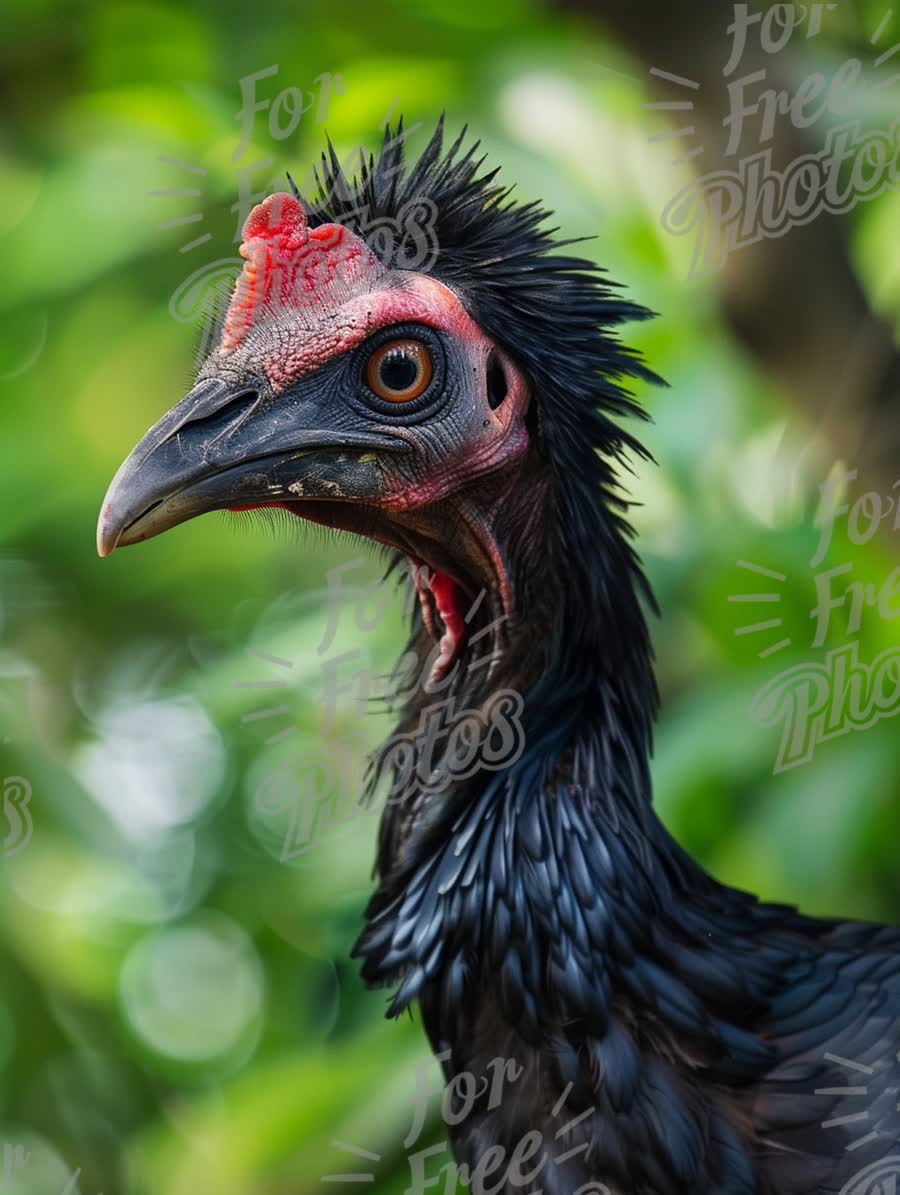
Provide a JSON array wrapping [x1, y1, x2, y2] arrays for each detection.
[[486, 351, 509, 411]]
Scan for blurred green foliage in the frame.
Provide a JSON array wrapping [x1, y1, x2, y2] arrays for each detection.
[[2, 0, 900, 1191]]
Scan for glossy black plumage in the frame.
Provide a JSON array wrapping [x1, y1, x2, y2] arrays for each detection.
[[308, 123, 900, 1192]]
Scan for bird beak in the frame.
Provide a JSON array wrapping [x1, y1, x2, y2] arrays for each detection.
[[97, 376, 402, 557]]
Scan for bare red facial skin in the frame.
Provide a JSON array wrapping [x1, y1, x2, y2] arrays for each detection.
[[221, 193, 386, 354], [215, 199, 531, 518], [216, 193, 522, 424], [218, 193, 527, 671], [427, 569, 468, 683], [412, 564, 469, 684]]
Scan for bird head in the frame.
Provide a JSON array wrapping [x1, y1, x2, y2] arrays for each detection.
[[98, 121, 656, 696]]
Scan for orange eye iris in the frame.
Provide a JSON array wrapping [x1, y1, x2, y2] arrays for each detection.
[[366, 339, 433, 403]]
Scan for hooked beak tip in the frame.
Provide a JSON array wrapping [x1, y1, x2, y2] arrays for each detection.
[[96, 502, 122, 558]]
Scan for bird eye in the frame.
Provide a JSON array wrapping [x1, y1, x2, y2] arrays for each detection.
[[366, 339, 433, 403]]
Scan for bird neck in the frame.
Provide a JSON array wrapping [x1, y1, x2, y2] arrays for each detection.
[[371, 450, 660, 866], [508, 456, 659, 795], [355, 453, 795, 1185], [363, 458, 689, 973]]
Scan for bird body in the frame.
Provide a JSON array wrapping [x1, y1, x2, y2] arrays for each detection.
[[98, 122, 900, 1193]]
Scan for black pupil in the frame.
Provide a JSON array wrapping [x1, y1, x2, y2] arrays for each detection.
[[379, 350, 419, 393]]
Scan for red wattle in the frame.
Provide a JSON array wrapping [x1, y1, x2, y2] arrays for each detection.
[[427, 569, 467, 683]]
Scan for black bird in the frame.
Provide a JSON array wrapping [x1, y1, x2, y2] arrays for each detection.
[[98, 122, 900, 1194]]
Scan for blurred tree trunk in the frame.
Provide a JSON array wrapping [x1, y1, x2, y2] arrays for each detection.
[[556, 0, 900, 497]]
